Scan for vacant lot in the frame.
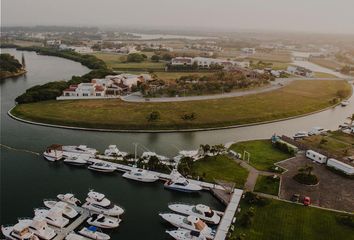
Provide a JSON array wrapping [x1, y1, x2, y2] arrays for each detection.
[[12, 80, 351, 130], [230, 140, 293, 171], [310, 58, 343, 70], [278, 155, 354, 212], [232, 198, 354, 240], [192, 155, 248, 189]]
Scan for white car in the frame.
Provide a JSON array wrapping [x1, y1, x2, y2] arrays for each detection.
[[308, 127, 328, 136], [293, 131, 308, 139]]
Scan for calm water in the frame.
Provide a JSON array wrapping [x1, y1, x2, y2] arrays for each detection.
[[1, 49, 353, 239]]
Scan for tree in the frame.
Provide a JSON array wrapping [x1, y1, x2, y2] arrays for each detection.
[[126, 53, 145, 63], [147, 111, 160, 121], [151, 55, 160, 62]]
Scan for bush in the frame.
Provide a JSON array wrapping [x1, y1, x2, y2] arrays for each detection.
[[181, 112, 196, 121], [273, 140, 295, 155], [126, 53, 145, 63], [151, 55, 160, 62], [293, 173, 318, 185], [146, 111, 160, 122], [243, 192, 270, 206], [336, 215, 354, 228]]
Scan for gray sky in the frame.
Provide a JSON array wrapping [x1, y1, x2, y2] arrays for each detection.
[[2, 0, 354, 34]]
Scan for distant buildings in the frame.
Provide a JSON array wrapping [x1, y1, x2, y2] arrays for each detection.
[[59, 44, 93, 54], [170, 57, 250, 69], [241, 48, 256, 55], [287, 66, 314, 77]]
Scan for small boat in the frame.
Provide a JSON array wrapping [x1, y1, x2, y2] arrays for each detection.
[[164, 170, 202, 193], [34, 207, 69, 228], [82, 190, 124, 216], [18, 217, 56, 240], [65, 232, 91, 240], [64, 155, 88, 166], [62, 145, 97, 155], [159, 214, 215, 239], [43, 144, 64, 162], [293, 131, 308, 139], [122, 168, 159, 183], [57, 193, 81, 206], [78, 226, 110, 240], [104, 145, 127, 157], [86, 214, 121, 229], [341, 100, 349, 106], [88, 162, 116, 173], [1, 222, 39, 240], [168, 203, 221, 225], [166, 229, 209, 240], [43, 200, 79, 219]]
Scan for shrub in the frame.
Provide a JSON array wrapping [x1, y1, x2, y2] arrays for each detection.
[[146, 111, 160, 122], [126, 53, 145, 63], [336, 215, 354, 228], [293, 173, 318, 185], [243, 192, 270, 206]]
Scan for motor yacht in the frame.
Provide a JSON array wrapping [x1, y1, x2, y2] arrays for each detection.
[[57, 193, 81, 206], [78, 226, 110, 240], [19, 217, 56, 240], [43, 200, 79, 219], [34, 207, 69, 228], [86, 214, 121, 229], [62, 145, 97, 155], [65, 233, 91, 240], [166, 229, 209, 240], [82, 191, 124, 216], [341, 100, 349, 106], [43, 144, 64, 162], [122, 168, 159, 183], [1, 222, 39, 240], [168, 204, 221, 225], [63, 155, 88, 166], [293, 131, 309, 139], [104, 145, 127, 157], [159, 214, 215, 239], [88, 162, 116, 173], [164, 170, 202, 193]]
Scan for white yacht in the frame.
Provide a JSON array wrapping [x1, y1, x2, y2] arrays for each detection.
[[341, 100, 349, 106], [293, 131, 308, 139], [166, 229, 209, 240], [168, 204, 221, 225], [159, 214, 215, 239], [43, 145, 64, 162], [104, 145, 127, 157], [1, 222, 39, 240], [43, 200, 79, 219], [63, 155, 88, 166], [19, 217, 56, 240], [88, 162, 116, 173], [78, 226, 110, 240], [86, 214, 121, 229], [65, 233, 91, 240], [34, 207, 69, 228], [57, 193, 81, 206], [82, 191, 124, 216], [62, 145, 98, 155], [164, 170, 202, 193], [122, 168, 159, 183]]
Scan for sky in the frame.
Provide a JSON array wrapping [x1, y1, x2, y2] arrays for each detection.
[[2, 0, 354, 34]]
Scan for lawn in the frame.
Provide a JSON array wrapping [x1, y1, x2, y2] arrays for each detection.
[[310, 58, 342, 70], [232, 198, 354, 240], [230, 140, 293, 171], [11, 80, 351, 130], [154, 71, 213, 83], [192, 155, 248, 189], [254, 175, 280, 196], [313, 72, 338, 78]]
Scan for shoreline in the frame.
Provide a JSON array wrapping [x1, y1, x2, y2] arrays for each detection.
[[0, 69, 27, 80]]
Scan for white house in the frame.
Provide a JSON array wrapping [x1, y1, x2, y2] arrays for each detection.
[[241, 48, 256, 55], [327, 158, 354, 175], [287, 66, 313, 77], [306, 150, 327, 164], [171, 57, 249, 69]]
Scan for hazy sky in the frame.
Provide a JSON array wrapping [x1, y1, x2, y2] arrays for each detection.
[[2, 0, 354, 34]]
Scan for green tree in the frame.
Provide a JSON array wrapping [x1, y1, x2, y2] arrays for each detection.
[[147, 111, 160, 121], [151, 55, 160, 62], [126, 53, 145, 63]]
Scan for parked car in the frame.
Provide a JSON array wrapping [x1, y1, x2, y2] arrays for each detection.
[[303, 196, 311, 206], [308, 127, 328, 136], [291, 194, 300, 202], [293, 131, 308, 139]]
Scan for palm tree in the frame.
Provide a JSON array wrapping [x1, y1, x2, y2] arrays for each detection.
[[347, 113, 354, 127]]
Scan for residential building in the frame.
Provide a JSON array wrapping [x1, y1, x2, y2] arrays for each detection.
[[241, 48, 256, 55], [287, 66, 313, 77], [170, 57, 250, 69]]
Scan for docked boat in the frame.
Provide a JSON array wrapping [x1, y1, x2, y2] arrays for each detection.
[[63, 155, 88, 166], [173, 150, 203, 163], [88, 162, 116, 173], [1, 222, 39, 240], [78, 226, 110, 240], [34, 207, 69, 228], [159, 214, 215, 239], [164, 170, 202, 193], [65, 233, 91, 240], [43, 144, 64, 162], [122, 168, 159, 183], [104, 145, 127, 157], [166, 229, 209, 240], [43, 200, 79, 219], [62, 145, 98, 155], [168, 204, 221, 225], [57, 193, 81, 206], [341, 100, 349, 106], [86, 214, 121, 229], [293, 131, 309, 139], [19, 217, 56, 240], [82, 191, 124, 216], [141, 151, 169, 162]]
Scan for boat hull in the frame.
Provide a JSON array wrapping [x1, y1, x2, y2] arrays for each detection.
[[122, 173, 158, 183]]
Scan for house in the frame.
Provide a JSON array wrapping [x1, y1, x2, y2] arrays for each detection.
[[171, 57, 193, 66], [327, 158, 354, 175], [171, 57, 250, 69], [46, 40, 61, 46], [241, 48, 256, 55], [287, 66, 313, 77]]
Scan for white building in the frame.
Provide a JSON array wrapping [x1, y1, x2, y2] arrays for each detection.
[[306, 150, 327, 164], [287, 66, 313, 77], [241, 48, 256, 55], [327, 158, 354, 175], [171, 57, 249, 69]]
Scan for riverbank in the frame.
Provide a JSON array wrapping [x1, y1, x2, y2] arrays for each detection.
[[0, 69, 26, 80], [10, 80, 352, 131]]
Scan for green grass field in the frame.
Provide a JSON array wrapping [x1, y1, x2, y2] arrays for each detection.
[[254, 175, 280, 195], [232, 199, 354, 240], [192, 155, 248, 188], [230, 140, 293, 171], [12, 80, 351, 130], [313, 72, 338, 78]]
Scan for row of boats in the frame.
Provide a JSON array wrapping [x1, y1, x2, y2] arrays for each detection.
[[161, 203, 223, 240], [1, 191, 124, 240]]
